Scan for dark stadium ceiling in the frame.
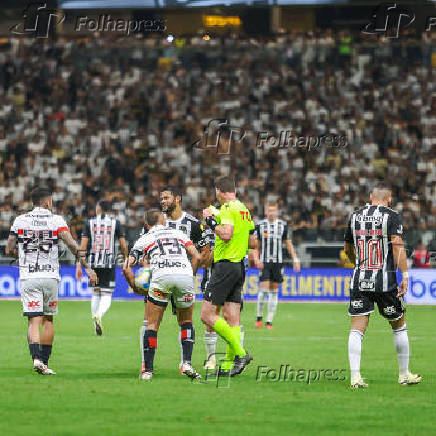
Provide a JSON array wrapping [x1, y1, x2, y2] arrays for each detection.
[[55, 0, 436, 8]]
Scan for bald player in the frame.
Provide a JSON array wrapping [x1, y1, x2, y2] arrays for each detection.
[[344, 185, 421, 388]]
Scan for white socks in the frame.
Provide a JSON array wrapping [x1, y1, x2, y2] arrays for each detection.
[[204, 331, 217, 361], [267, 292, 278, 324], [140, 320, 148, 365], [91, 292, 100, 317], [348, 329, 364, 380], [257, 287, 269, 318], [98, 293, 112, 317], [393, 324, 409, 377], [91, 291, 112, 318]]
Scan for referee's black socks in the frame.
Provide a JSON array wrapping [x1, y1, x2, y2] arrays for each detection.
[[180, 323, 195, 363]]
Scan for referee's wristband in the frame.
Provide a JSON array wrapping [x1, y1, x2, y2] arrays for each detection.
[[402, 272, 409, 279]]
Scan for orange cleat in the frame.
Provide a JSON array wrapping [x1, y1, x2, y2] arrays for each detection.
[[255, 320, 263, 329], [265, 323, 273, 330]]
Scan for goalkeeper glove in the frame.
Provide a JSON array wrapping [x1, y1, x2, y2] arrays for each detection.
[[205, 215, 218, 231]]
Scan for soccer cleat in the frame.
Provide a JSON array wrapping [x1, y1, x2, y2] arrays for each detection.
[[139, 371, 153, 381], [399, 373, 422, 385], [93, 316, 103, 336], [204, 357, 216, 371], [33, 358, 46, 374], [180, 362, 202, 380], [41, 366, 56, 375], [230, 353, 253, 377], [350, 377, 369, 389], [255, 320, 263, 329], [265, 323, 273, 330]]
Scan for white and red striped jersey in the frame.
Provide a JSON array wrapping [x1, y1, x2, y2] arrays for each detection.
[[131, 225, 194, 280], [10, 207, 69, 280]]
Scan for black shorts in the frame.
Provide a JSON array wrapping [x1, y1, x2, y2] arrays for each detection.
[[204, 261, 245, 306], [260, 263, 283, 283], [348, 289, 405, 321], [93, 268, 116, 291]]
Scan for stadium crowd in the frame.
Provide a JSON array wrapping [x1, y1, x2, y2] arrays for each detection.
[[0, 31, 435, 250]]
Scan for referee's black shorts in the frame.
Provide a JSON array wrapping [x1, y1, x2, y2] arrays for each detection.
[[203, 260, 245, 306]]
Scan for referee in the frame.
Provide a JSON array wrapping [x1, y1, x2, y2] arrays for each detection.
[[200, 176, 256, 377]]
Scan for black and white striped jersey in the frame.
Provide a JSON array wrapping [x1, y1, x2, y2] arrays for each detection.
[[164, 212, 207, 250], [344, 204, 403, 293], [83, 214, 125, 268], [255, 219, 290, 263]]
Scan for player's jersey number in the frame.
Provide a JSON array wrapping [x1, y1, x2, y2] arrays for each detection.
[[358, 238, 383, 270]]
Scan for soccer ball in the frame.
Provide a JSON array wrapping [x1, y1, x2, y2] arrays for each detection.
[[134, 267, 152, 292]]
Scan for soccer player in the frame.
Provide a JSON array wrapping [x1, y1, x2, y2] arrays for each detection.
[[252, 202, 300, 329], [201, 176, 256, 377], [75, 201, 128, 336], [344, 186, 422, 388], [123, 209, 202, 381], [138, 187, 210, 373], [7, 187, 97, 375]]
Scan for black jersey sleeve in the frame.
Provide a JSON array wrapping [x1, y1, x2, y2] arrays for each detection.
[[190, 220, 204, 246], [344, 214, 354, 243], [387, 211, 403, 237], [283, 223, 292, 241], [83, 219, 91, 239], [115, 219, 126, 239]]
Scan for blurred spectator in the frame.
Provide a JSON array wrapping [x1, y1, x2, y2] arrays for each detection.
[[412, 242, 431, 268]]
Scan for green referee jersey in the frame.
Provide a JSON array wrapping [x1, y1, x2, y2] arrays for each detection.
[[209, 199, 255, 263]]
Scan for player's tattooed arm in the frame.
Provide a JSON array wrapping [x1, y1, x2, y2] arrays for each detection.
[[122, 253, 143, 293], [119, 237, 129, 260], [391, 235, 408, 297], [344, 242, 356, 267], [59, 231, 98, 285], [6, 235, 18, 258], [186, 244, 201, 275], [199, 244, 211, 268], [75, 236, 88, 281]]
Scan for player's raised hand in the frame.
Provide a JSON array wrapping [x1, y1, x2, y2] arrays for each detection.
[[397, 277, 408, 297]]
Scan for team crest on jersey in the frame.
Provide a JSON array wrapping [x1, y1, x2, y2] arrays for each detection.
[[359, 280, 375, 290], [383, 306, 396, 315]]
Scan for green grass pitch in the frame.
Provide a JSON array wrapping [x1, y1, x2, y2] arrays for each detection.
[[1, 300, 435, 436]]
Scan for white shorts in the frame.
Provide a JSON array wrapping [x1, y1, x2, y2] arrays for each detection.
[[148, 274, 195, 309], [20, 278, 59, 317]]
